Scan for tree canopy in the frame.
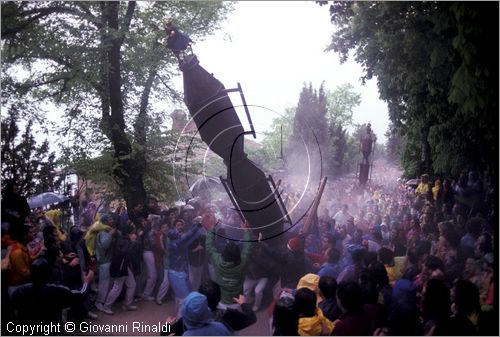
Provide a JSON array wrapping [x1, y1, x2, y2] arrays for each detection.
[[1, 107, 62, 196], [324, 1, 498, 177], [325, 83, 361, 177], [262, 82, 365, 181], [326, 83, 360, 126], [286, 83, 329, 183], [2, 1, 233, 208]]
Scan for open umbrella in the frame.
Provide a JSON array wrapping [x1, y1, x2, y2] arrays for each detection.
[[28, 192, 70, 209], [405, 178, 420, 187], [189, 176, 221, 196]]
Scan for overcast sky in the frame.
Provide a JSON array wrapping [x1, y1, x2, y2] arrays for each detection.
[[172, 1, 390, 143], [37, 1, 390, 148]]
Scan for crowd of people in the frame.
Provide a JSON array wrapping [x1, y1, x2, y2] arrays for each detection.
[[1, 163, 497, 336]]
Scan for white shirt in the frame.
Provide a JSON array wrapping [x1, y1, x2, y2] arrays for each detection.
[[333, 210, 350, 226]]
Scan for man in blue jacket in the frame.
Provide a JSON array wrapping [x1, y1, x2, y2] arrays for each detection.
[[168, 219, 203, 315]]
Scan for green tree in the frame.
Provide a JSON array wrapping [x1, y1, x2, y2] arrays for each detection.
[[290, 83, 329, 148], [1, 107, 62, 196], [326, 122, 348, 177], [324, 83, 361, 177], [286, 83, 329, 182], [274, 82, 363, 179], [385, 122, 403, 165], [324, 2, 498, 177], [260, 107, 295, 171], [326, 83, 361, 126], [2, 1, 232, 210], [67, 110, 207, 204]]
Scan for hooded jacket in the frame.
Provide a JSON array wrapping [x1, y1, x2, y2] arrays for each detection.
[[84, 220, 111, 258], [181, 291, 230, 336], [297, 273, 323, 304], [44, 210, 66, 241], [298, 308, 334, 336]]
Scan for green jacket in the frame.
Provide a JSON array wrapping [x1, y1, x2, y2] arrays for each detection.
[[206, 230, 251, 304]]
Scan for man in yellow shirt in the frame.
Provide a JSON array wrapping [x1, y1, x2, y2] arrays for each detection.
[[415, 174, 430, 195], [378, 247, 406, 285]]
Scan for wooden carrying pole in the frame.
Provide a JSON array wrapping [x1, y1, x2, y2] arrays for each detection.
[[303, 176, 328, 235]]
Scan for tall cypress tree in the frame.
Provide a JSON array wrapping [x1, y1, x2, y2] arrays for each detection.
[[287, 83, 329, 183]]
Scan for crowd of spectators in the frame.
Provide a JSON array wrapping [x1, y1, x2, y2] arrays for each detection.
[[1, 163, 497, 335]]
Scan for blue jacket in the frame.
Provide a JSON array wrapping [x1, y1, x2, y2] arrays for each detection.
[[318, 262, 342, 279], [168, 224, 202, 272], [182, 291, 230, 336], [95, 231, 113, 265]]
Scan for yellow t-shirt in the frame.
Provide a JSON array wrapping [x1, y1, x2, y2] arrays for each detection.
[[432, 185, 440, 200], [386, 256, 407, 284], [415, 183, 429, 195]]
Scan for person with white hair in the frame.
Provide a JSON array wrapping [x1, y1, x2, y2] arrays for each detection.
[[333, 204, 351, 227]]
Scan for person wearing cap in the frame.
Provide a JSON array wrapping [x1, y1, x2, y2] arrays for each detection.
[[171, 291, 230, 336], [415, 174, 430, 195], [282, 236, 313, 289], [258, 235, 313, 303]]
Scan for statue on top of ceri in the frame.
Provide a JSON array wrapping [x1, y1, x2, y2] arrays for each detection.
[[359, 123, 374, 186], [165, 19, 193, 61], [361, 123, 374, 164]]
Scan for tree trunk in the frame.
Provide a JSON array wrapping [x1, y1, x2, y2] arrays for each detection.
[[103, 1, 147, 212], [421, 124, 433, 175]]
